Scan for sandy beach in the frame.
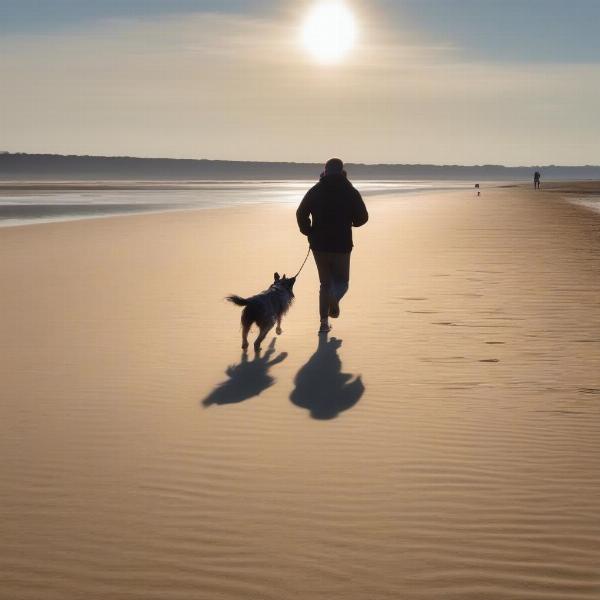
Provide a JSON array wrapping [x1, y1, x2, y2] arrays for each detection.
[[1, 184, 599, 599]]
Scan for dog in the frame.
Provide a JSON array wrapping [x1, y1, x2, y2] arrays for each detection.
[[227, 272, 296, 352]]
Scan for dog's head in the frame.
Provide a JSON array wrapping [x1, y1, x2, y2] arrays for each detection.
[[274, 272, 296, 291]]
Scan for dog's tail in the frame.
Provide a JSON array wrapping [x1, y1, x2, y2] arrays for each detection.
[[226, 295, 249, 307]]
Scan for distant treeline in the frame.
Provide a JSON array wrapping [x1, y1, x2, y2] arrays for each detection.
[[1, 153, 600, 181]]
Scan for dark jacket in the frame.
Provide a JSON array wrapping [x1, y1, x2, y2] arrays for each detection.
[[296, 174, 368, 253]]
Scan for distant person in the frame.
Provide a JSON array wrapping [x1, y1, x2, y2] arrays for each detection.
[[475, 183, 480, 197], [534, 171, 541, 189], [296, 158, 368, 334]]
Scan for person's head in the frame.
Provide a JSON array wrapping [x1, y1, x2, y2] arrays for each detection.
[[324, 157, 344, 176]]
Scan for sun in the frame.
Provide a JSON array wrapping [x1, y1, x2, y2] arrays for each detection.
[[301, 2, 358, 65]]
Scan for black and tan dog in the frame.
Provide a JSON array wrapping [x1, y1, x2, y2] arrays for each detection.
[[227, 272, 295, 352]]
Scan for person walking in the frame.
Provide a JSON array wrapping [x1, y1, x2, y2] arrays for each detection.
[[534, 171, 541, 189], [296, 158, 368, 334]]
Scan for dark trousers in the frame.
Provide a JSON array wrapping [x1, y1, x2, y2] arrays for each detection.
[[312, 250, 350, 320]]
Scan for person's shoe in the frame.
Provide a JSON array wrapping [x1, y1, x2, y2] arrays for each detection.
[[328, 300, 340, 319], [318, 321, 332, 334]]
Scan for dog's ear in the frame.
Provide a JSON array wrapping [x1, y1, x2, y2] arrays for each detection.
[[282, 273, 286, 279], [274, 272, 280, 281]]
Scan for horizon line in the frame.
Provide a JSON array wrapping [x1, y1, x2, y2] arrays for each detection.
[[2, 151, 599, 170]]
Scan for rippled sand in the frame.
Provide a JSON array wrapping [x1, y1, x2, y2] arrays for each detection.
[[1, 185, 599, 599]]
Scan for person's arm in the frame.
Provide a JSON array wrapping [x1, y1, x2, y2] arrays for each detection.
[[351, 189, 369, 227], [296, 190, 313, 236]]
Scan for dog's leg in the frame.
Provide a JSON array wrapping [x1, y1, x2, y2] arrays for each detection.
[[254, 323, 274, 352], [276, 316, 283, 336], [241, 322, 250, 350]]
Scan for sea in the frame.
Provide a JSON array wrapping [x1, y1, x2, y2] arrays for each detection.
[[0, 180, 475, 227]]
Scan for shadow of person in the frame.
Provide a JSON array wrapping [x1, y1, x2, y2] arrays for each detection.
[[202, 338, 287, 407], [290, 336, 364, 420]]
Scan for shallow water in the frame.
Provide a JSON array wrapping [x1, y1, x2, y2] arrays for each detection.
[[0, 180, 473, 226], [568, 194, 600, 215]]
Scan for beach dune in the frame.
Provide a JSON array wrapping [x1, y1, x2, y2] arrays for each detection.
[[1, 185, 600, 599]]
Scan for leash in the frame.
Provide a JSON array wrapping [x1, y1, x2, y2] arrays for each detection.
[[293, 247, 312, 278]]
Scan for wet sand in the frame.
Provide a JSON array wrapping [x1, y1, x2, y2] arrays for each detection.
[[1, 184, 599, 599]]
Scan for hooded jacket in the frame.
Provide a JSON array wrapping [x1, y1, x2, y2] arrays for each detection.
[[296, 174, 368, 253]]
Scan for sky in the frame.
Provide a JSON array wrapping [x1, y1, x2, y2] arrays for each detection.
[[1, 0, 599, 165]]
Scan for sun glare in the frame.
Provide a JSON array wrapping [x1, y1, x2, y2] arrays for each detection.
[[301, 2, 357, 65]]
